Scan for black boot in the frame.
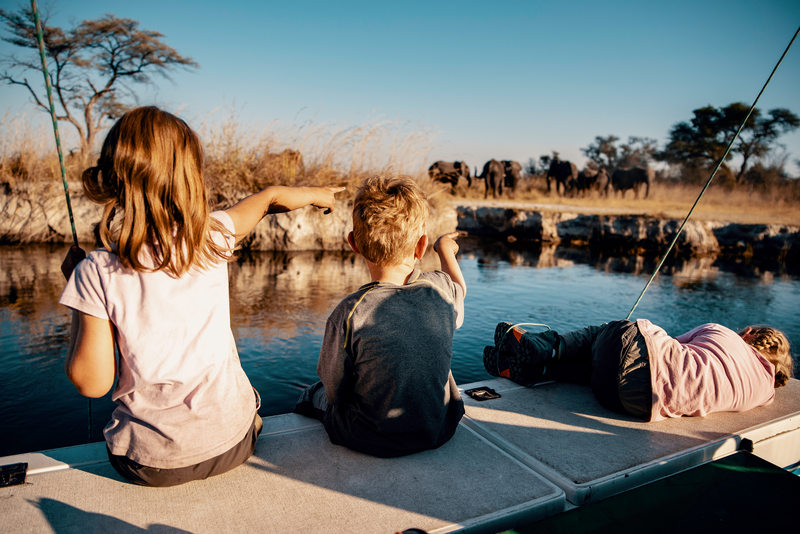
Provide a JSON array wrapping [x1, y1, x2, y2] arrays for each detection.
[[495, 322, 561, 364], [484, 322, 561, 387]]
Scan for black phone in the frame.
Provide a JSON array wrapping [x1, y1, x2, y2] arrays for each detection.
[[0, 462, 28, 488], [465, 386, 501, 401]]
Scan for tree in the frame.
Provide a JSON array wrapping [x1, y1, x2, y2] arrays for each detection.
[[581, 135, 658, 171], [657, 103, 799, 184], [524, 157, 537, 176], [581, 135, 619, 169], [0, 6, 198, 159], [538, 154, 552, 172]]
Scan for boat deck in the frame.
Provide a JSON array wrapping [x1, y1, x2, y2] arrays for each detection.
[[2, 379, 799, 533]]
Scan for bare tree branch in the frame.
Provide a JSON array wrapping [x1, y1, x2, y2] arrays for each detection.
[[0, 7, 198, 159]]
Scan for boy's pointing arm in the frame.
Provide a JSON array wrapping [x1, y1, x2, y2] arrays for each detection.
[[434, 232, 466, 297]]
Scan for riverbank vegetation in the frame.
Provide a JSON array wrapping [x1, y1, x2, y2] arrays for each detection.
[[0, 108, 441, 206], [2, 107, 799, 226]]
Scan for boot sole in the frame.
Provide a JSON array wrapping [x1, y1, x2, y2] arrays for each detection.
[[493, 322, 549, 386]]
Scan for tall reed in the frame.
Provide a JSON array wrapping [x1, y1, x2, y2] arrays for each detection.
[[0, 110, 77, 192], [196, 106, 439, 208]]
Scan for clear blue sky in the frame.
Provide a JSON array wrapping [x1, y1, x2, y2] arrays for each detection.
[[2, 0, 799, 173]]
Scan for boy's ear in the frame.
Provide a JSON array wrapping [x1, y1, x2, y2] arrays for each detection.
[[414, 233, 428, 260], [347, 231, 360, 254]]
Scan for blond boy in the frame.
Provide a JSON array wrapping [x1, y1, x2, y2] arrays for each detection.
[[295, 174, 466, 457]]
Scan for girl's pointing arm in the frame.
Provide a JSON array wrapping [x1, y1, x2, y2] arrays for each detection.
[[225, 186, 346, 241]]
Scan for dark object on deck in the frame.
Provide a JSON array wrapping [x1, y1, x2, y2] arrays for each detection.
[[465, 387, 501, 401], [513, 451, 800, 533], [0, 462, 27, 488]]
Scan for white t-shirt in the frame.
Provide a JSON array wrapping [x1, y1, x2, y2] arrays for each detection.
[[59, 212, 256, 468]]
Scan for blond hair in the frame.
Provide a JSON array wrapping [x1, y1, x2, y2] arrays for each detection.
[[740, 325, 794, 388], [352, 174, 429, 266], [82, 106, 230, 276]]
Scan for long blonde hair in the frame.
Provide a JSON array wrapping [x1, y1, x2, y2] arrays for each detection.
[[82, 107, 230, 276], [741, 325, 794, 388]]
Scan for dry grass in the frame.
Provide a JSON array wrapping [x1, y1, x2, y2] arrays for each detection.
[[1, 106, 448, 209], [2, 108, 798, 225], [194, 106, 440, 208], [0, 111, 80, 193]]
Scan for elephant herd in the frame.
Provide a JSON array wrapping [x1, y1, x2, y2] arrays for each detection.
[[428, 159, 522, 199], [429, 158, 653, 199]]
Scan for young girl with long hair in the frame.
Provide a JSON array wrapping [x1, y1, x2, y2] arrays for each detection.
[[60, 106, 343, 487]]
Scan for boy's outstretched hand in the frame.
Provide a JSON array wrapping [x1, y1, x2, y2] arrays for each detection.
[[434, 232, 460, 256], [61, 245, 86, 281], [434, 232, 466, 297]]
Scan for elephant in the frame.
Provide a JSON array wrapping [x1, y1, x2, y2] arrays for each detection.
[[576, 167, 610, 196], [501, 160, 522, 192], [546, 159, 578, 196], [611, 167, 654, 198], [428, 161, 471, 188], [474, 159, 505, 199]]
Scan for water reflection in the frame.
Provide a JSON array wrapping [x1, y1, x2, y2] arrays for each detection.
[[465, 238, 795, 278], [1, 241, 797, 457]]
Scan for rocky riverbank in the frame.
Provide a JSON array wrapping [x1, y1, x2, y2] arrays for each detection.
[[456, 204, 799, 259], [0, 185, 456, 251], [1, 187, 796, 258]]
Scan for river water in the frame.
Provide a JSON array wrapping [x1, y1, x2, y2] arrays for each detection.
[[1, 240, 798, 458]]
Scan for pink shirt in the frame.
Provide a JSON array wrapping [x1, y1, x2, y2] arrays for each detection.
[[637, 320, 775, 422], [59, 212, 256, 468]]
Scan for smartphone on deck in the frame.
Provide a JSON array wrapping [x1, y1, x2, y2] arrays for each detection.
[[0, 462, 28, 487]]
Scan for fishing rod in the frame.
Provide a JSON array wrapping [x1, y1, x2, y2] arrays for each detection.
[[30, 1, 79, 247], [30, 0, 90, 443], [625, 24, 800, 321]]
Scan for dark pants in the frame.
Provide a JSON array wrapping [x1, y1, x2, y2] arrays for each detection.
[[555, 320, 652, 420], [107, 413, 263, 487], [294, 380, 329, 422]]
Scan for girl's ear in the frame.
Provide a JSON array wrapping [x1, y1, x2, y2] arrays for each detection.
[[740, 327, 753, 343], [347, 231, 360, 254], [414, 234, 428, 260]]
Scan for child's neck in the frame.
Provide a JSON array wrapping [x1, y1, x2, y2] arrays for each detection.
[[366, 257, 417, 286]]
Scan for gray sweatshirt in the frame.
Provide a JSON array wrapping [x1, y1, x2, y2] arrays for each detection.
[[317, 269, 465, 457]]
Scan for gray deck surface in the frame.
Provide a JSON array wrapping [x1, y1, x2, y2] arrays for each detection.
[[3, 380, 800, 532], [0, 414, 563, 534], [461, 378, 800, 504]]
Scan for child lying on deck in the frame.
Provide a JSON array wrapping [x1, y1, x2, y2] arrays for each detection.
[[484, 319, 793, 421], [295, 174, 467, 457]]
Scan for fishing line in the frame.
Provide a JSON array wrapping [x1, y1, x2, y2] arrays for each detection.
[[31, 0, 90, 443], [625, 25, 800, 321]]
